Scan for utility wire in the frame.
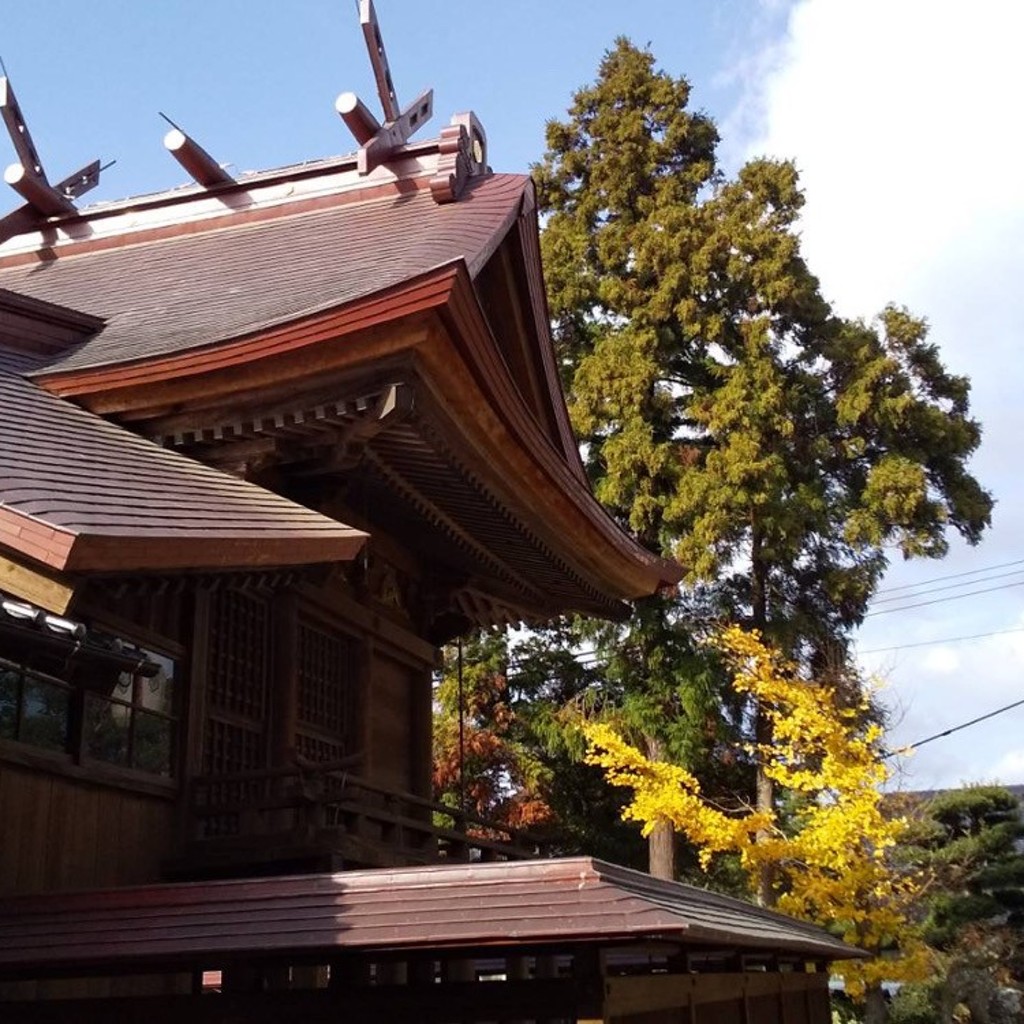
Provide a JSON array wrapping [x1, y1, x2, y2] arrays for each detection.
[[864, 579, 1024, 617], [882, 694, 1024, 759], [873, 557, 1024, 596], [870, 567, 1024, 606], [858, 625, 1024, 656]]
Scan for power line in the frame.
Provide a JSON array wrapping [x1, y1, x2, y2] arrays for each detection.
[[864, 579, 1024, 617], [870, 567, 1024, 607], [882, 694, 1024, 759], [857, 625, 1024, 656], [873, 557, 1024, 597]]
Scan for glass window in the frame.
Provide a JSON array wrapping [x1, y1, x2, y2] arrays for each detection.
[[0, 664, 18, 739], [0, 659, 71, 753], [20, 676, 70, 751], [0, 642, 178, 779], [81, 650, 177, 778]]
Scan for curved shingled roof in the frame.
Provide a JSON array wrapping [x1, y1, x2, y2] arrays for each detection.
[[0, 174, 527, 375], [0, 368, 367, 573]]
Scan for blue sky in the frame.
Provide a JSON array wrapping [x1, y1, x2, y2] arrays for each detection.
[[0, 0, 783, 195], [2, 1, 1023, 790]]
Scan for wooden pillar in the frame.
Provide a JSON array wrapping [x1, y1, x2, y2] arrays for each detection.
[[177, 588, 211, 848], [358, 637, 375, 778], [183, 589, 211, 780], [271, 592, 300, 767], [573, 949, 605, 1024], [408, 664, 433, 798]]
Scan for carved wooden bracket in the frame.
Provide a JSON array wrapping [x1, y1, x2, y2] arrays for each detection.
[[430, 112, 489, 204]]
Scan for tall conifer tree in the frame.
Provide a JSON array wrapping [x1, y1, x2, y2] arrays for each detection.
[[531, 39, 992, 888]]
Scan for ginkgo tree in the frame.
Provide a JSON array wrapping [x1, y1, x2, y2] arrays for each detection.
[[584, 626, 931, 1023]]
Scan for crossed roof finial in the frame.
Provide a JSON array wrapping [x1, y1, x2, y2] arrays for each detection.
[[0, 71, 105, 224], [336, 0, 434, 175]]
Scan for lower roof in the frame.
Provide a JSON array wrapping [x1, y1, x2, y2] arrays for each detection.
[[0, 366, 367, 575], [0, 857, 862, 978]]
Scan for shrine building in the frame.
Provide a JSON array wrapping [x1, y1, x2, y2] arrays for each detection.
[[0, 6, 861, 1021]]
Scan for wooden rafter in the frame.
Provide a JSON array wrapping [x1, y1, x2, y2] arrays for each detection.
[[360, 0, 399, 122]]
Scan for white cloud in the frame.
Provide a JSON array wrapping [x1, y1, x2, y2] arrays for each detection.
[[736, 0, 1024, 789], [921, 647, 960, 675], [987, 749, 1024, 786], [747, 0, 1024, 319]]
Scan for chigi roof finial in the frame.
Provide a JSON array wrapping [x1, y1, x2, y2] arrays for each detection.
[[0, 68, 106, 220], [335, 0, 434, 175]]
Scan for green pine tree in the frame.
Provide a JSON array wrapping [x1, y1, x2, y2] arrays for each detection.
[[894, 785, 1024, 1022]]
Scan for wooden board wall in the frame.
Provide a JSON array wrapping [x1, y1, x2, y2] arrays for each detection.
[[0, 761, 174, 896], [367, 652, 413, 791]]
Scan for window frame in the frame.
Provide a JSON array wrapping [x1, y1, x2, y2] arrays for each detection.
[[0, 618, 183, 795]]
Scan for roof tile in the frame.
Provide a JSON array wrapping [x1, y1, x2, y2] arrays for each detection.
[[0, 857, 862, 974]]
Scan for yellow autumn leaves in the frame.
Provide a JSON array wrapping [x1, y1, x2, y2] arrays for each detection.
[[583, 625, 931, 999]]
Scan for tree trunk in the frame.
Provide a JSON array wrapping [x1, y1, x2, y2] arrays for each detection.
[[750, 523, 776, 906], [863, 983, 889, 1024], [754, 703, 775, 905], [648, 818, 675, 880], [644, 735, 675, 880]]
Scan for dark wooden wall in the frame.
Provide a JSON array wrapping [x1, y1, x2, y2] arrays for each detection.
[[0, 761, 174, 896], [1, 548, 441, 896]]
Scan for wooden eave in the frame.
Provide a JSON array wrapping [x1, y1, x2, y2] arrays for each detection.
[[32, 263, 679, 606], [0, 363, 369, 580], [0, 857, 862, 979], [0, 502, 366, 577], [472, 187, 585, 479], [0, 289, 104, 359]]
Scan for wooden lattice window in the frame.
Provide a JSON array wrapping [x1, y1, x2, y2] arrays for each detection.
[[202, 718, 266, 776], [208, 589, 270, 720], [203, 590, 270, 779], [296, 619, 355, 762]]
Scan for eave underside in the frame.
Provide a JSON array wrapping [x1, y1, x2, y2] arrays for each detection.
[[157, 375, 626, 624]]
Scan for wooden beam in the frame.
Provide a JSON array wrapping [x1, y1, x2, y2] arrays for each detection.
[[55, 159, 102, 201], [163, 128, 233, 188], [294, 382, 413, 476], [0, 76, 46, 179], [0, 77, 102, 216], [0, 552, 75, 614], [335, 92, 381, 146], [0, 201, 39, 244], [339, 87, 433, 176], [0, 977, 587, 1023]]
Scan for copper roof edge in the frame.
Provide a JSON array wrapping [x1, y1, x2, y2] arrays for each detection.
[[0, 855, 866, 962], [0, 137, 462, 261]]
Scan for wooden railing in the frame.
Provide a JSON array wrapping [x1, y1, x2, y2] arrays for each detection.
[[186, 757, 546, 868]]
